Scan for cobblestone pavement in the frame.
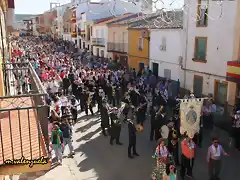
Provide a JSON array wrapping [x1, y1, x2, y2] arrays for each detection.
[[8, 107, 240, 180]]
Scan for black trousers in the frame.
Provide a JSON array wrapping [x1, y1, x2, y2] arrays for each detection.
[[180, 154, 194, 178], [234, 127, 240, 150], [128, 143, 137, 156], [110, 128, 121, 144], [84, 104, 94, 115], [150, 121, 156, 141]]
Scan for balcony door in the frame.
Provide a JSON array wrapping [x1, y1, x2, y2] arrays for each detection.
[[113, 32, 116, 49], [123, 32, 127, 52]]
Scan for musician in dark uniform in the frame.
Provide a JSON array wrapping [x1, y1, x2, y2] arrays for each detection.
[[168, 121, 180, 165], [82, 89, 89, 115], [150, 104, 159, 141], [109, 107, 122, 145], [88, 90, 94, 116], [100, 99, 110, 136], [114, 83, 121, 107], [128, 119, 139, 159], [154, 105, 167, 141], [122, 94, 132, 122], [136, 102, 146, 126]]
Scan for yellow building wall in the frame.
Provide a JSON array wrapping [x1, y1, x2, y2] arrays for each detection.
[[128, 29, 149, 70]]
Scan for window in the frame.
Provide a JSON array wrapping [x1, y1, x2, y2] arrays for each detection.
[[193, 75, 203, 98], [90, 26, 92, 36], [194, 37, 207, 62], [161, 37, 166, 51], [152, 63, 159, 77], [138, 37, 143, 50], [164, 69, 171, 79], [197, 0, 208, 27]]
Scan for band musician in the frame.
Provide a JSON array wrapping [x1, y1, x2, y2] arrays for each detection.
[[167, 121, 180, 166], [109, 107, 122, 145], [128, 119, 139, 159]]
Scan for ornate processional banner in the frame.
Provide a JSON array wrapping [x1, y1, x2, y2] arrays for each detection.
[[179, 98, 204, 138]]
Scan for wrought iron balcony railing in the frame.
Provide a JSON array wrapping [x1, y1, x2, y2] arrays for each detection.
[[0, 62, 49, 169], [92, 38, 105, 46], [107, 42, 128, 53]]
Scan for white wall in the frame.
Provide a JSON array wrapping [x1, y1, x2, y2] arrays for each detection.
[[149, 29, 183, 81], [92, 25, 108, 58], [63, 33, 71, 41], [183, 0, 237, 95]]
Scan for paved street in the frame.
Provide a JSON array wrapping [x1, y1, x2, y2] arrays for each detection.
[[11, 107, 240, 180]]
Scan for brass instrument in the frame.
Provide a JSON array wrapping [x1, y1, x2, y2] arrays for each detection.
[[126, 119, 143, 132], [161, 91, 168, 103], [87, 92, 94, 106], [112, 86, 116, 97], [171, 128, 178, 146], [155, 106, 165, 118]]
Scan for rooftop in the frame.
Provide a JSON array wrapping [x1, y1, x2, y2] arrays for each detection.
[[95, 13, 133, 26], [129, 11, 183, 29]]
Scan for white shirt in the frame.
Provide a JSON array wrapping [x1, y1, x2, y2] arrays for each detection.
[[60, 96, 68, 106]]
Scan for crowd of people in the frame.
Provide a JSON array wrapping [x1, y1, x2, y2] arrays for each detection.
[[9, 35, 239, 180]]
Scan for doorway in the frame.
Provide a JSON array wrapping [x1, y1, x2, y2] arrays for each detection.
[[79, 39, 81, 49], [96, 48, 99, 57], [193, 75, 203, 98], [100, 50, 104, 57], [152, 62, 159, 77], [214, 80, 228, 105], [139, 62, 144, 71]]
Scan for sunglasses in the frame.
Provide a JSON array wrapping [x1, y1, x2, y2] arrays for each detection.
[[170, 166, 175, 169], [213, 141, 218, 144]]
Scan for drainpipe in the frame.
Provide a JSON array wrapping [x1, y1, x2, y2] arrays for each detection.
[[183, 1, 190, 89]]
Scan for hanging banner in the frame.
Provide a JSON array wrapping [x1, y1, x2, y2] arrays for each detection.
[[179, 98, 204, 138]]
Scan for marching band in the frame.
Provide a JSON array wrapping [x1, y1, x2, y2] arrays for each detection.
[[13, 36, 215, 180]]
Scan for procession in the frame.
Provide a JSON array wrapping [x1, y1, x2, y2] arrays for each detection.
[[7, 35, 240, 180]]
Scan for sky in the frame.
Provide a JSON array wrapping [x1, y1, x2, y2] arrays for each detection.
[[15, 0, 72, 14], [14, 0, 183, 14]]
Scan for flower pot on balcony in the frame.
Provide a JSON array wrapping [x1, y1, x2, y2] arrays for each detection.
[[71, 17, 76, 23], [71, 32, 77, 38]]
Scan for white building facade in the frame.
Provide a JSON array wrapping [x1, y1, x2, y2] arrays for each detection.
[[183, 0, 237, 104], [149, 28, 183, 81], [92, 24, 108, 58]]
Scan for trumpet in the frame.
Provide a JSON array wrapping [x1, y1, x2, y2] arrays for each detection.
[[155, 106, 165, 118], [87, 92, 94, 106]]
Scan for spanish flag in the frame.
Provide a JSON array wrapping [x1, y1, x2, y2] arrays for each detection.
[[226, 61, 240, 82]]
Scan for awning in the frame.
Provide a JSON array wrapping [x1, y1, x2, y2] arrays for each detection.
[[226, 61, 240, 83]]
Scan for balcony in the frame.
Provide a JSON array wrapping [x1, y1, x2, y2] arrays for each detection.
[[107, 42, 128, 53], [92, 38, 105, 46], [71, 31, 77, 38], [0, 62, 50, 175]]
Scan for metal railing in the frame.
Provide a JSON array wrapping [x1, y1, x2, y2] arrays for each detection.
[[107, 42, 128, 53], [92, 38, 105, 46], [0, 62, 49, 165]]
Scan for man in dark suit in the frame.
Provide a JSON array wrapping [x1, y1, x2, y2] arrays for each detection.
[[128, 119, 139, 159]]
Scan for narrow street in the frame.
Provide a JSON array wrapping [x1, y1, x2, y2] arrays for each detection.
[[11, 107, 240, 180]]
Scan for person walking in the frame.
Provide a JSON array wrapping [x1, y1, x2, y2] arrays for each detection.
[[180, 136, 196, 179], [51, 123, 63, 165], [207, 137, 230, 180]]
